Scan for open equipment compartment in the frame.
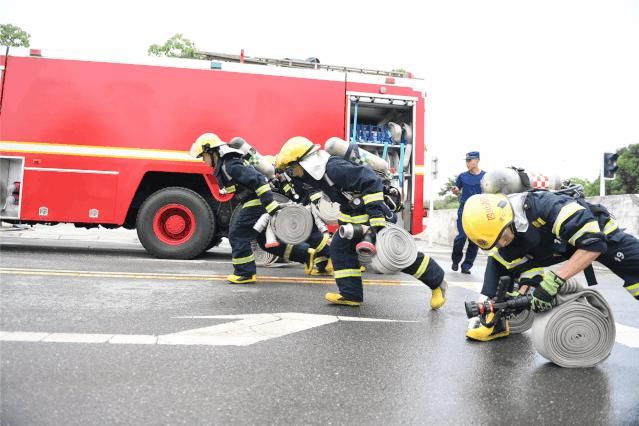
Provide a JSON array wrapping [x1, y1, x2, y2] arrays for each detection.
[[0, 156, 25, 220], [346, 93, 416, 230]]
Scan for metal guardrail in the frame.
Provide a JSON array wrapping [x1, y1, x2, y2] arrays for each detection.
[[198, 50, 418, 79]]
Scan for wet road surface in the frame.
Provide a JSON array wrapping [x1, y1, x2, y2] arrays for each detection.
[[1, 238, 638, 425]]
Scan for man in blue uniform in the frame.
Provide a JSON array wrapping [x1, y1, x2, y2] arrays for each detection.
[[451, 151, 486, 274], [462, 191, 639, 341], [275, 136, 447, 308], [190, 133, 315, 284]]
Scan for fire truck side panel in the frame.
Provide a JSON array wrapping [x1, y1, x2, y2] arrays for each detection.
[[0, 56, 346, 154], [0, 55, 347, 225], [12, 153, 213, 223], [22, 166, 119, 222]]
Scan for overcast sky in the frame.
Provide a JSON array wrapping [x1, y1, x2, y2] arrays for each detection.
[[2, 0, 638, 193]]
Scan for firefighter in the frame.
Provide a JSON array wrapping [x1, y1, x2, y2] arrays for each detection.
[[462, 192, 639, 341], [189, 133, 315, 284], [275, 136, 447, 308], [265, 154, 333, 276]]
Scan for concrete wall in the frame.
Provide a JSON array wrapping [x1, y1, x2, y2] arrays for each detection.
[[423, 194, 639, 245]]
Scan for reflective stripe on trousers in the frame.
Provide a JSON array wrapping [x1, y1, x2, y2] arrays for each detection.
[[329, 232, 445, 302], [230, 204, 309, 276]]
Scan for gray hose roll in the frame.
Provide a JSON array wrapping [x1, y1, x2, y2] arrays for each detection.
[[509, 309, 535, 334], [316, 196, 340, 225], [368, 223, 417, 274], [532, 279, 616, 368], [508, 288, 535, 334], [251, 241, 279, 266], [270, 204, 313, 245]]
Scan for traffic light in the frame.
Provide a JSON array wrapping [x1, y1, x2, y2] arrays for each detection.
[[603, 152, 619, 179]]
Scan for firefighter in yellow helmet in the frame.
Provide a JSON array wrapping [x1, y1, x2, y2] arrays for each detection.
[[462, 192, 639, 341], [276, 136, 447, 308], [269, 151, 334, 275], [189, 133, 315, 284]]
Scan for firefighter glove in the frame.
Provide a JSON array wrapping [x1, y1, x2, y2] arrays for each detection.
[[530, 286, 554, 313], [540, 270, 566, 296], [530, 271, 565, 313]]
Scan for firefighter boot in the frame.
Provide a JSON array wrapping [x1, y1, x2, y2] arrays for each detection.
[[227, 274, 257, 284], [304, 248, 316, 275], [311, 259, 334, 276], [430, 279, 448, 310], [325, 292, 361, 307], [465, 312, 510, 342]]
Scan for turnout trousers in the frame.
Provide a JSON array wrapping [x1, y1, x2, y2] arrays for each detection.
[[330, 230, 445, 302], [229, 201, 330, 277], [452, 206, 479, 270], [229, 202, 307, 277]]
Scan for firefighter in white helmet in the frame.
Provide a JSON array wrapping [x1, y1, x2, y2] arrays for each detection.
[[276, 136, 447, 308], [190, 133, 315, 284]]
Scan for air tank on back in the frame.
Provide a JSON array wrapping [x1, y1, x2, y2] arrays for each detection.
[[481, 167, 563, 195], [228, 137, 275, 179], [324, 137, 389, 173]]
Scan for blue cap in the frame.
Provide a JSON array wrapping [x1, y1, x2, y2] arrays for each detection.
[[465, 151, 480, 160]]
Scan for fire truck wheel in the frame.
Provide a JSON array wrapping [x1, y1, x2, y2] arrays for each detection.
[[136, 187, 215, 259], [205, 235, 223, 251]]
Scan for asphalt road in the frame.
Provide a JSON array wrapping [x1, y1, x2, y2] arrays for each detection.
[[1, 237, 638, 425]]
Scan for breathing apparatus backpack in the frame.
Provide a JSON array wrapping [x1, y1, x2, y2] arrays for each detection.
[[324, 137, 403, 213]]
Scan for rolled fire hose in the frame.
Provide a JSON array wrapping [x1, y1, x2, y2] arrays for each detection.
[[251, 240, 279, 266], [315, 196, 340, 225], [509, 307, 535, 335], [366, 223, 417, 274], [531, 279, 616, 368], [270, 203, 313, 245]]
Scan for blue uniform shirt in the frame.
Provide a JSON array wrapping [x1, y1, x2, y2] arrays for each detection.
[[455, 170, 486, 205]]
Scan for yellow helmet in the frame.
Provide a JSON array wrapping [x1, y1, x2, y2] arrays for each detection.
[[189, 133, 225, 158], [275, 136, 319, 169], [461, 194, 514, 250]]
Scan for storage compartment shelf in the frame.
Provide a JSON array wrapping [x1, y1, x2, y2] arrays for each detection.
[[356, 142, 405, 149]]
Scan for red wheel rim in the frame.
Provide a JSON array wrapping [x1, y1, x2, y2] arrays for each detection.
[[152, 204, 196, 245]]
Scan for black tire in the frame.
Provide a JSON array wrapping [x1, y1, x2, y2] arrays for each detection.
[[204, 234, 223, 251], [136, 187, 215, 259]]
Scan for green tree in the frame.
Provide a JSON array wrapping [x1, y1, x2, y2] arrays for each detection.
[[565, 177, 599, 197], [438, 176, 457, 197], [391, 68, 410, 77], [148, 33, 204, 59], [0, 24, 30, 47], [431, 176, 460, 209], [607, 143, 639, 194]]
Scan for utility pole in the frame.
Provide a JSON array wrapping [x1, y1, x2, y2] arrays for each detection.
[[429, 156, 438, 247]]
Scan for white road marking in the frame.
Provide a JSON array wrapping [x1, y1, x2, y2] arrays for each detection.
[[447, 281, 483, 291], [615, 323, 639, 348], [42, 333, 114, 344], [337, 316, 418, 322], [131, 258, 230, 264], [0, 313, 414, 347], [1, 332, 50, 341], [109, 335, 158, 345]]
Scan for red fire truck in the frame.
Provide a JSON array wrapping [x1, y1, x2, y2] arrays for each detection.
[[0, 47, 427, 259]]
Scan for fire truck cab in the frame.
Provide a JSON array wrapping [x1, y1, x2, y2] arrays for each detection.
[[0, 47, 427, 259]]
